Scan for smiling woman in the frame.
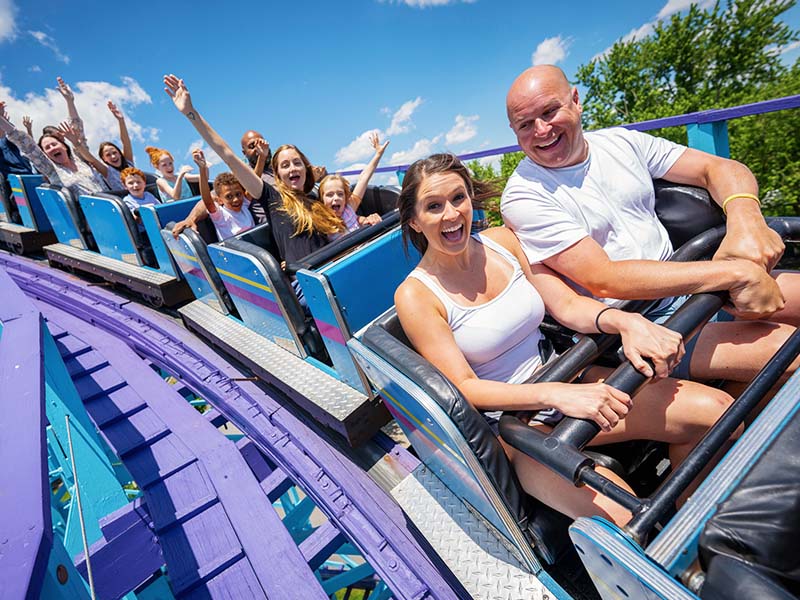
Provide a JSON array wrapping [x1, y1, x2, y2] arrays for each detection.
[[394, 152, 740, 526]]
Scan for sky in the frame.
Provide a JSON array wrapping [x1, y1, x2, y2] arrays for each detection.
[[1, 0, 799, 184]]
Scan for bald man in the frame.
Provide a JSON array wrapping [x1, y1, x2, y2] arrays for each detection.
[[501, 65, 800, 385]]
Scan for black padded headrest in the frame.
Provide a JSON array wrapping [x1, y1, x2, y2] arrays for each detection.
[[285, 210, 400, 275], [357, 185, 400, 217], [231, 220, 279, 260], [653, 179, 724, 249]]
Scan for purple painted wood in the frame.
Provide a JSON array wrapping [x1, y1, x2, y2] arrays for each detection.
[[236, 438, 277, 482], [38, 301, 328, 600], [74, 499, 163, 600], [299, 521, 346, 571], [1, 252, 463, 599], [0, 269, 50, 600]]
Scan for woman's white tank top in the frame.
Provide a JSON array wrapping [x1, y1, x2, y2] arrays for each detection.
[[407, 234, 546, 384]]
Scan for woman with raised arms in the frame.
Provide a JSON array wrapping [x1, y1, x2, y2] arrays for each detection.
[[394, 153, 738, 524]]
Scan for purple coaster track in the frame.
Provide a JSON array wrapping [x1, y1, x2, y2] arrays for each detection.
[[0, 268, 50, 600], [40, 301, 329, 599], [0, 252, 467, 600]]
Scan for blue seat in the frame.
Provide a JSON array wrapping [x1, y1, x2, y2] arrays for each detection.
[[78, 192, 154, 267], [293, 211, 419, 393], [36, 184, 94, 250]]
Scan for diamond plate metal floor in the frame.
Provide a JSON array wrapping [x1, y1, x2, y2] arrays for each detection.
[[180, 300, 388, 445], [392, 466, 552, 600], [45, 243, 174, 284]]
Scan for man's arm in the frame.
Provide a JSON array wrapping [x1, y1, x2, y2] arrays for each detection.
[[542, 235, 784, 319], [163, 75, 264, 199], [662, 148, 783, 270]]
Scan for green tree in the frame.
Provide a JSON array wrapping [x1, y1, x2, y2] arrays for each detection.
[[467, 151, 526, 225], [575, 0, 800, 214]]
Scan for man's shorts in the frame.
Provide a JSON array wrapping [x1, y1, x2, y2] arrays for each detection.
[[647, 295, 735, 380]]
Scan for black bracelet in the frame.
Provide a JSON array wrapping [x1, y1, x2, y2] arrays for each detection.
[[594, 307, 615, 335]]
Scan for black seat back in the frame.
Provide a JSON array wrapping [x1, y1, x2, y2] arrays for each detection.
[[363, 309, 578, 566], [356, 185, 400, 217], [653, 179, 724, 249]]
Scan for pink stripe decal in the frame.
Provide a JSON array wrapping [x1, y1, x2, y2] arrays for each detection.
[[314, 318, 347, 345]]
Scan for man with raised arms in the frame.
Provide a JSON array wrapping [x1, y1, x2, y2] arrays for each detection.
[[501, 65, 800, 385]]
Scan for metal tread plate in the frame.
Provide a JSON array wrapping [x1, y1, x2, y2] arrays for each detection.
[[0, 222, 35, 233], [392, 466, 550, 600], [45, 243, 174, 285], [179, 300, 381, 443]]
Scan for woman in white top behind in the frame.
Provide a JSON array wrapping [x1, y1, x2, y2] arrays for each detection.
[[394, 153, 739, 525]]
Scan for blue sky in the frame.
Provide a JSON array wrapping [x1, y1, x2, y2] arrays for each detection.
[[1, 0, 798, 182]]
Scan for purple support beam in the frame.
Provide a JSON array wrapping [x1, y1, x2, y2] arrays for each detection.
[[0, 252, 465, 600], [0, 269, 50, 600], [74, 499, 163, 600]]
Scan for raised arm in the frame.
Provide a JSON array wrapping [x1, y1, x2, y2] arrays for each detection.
[[22, 115, 33, 137], [107, 101, 134, 162], [0, 102, 59, 183], [163, 74, 264, 199], [192, 149, 215, 214], [158, 165, 193, 201], [350, 132, 389, 210], [56, 77, 87, 146], [253, 138, 270, 178], [663, 148, 783, 271], [57, 121, 108, 177]]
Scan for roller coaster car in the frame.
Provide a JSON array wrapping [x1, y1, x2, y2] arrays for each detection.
[[37, 184, 194, 307], [348, 182, 800, 599], [0, 172, 21, 224], [162, 187, 416, 445], [0, 174, 56, 254]]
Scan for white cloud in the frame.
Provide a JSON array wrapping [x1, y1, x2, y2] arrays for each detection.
[[657, 0, 713, 19], [28, 65, 41, 73], [389, 135, 442, 165], [371, 172, 399, 186], [445, 114, 478, 145], [476, 154, 501, 172], [780, 40, 800, 55], [185, 139, 222, 170], [335, 128, 381, 164], [0, 76, 157, 152], [532, 35, 571, 66], [383, 0, 476, 6], [28, 30, 70, 64], [386, 96, 422, 135], [0, 0, 17, 42]]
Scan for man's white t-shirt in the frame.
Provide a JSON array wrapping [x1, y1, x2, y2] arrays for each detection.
[[501, 127, 686, 303], [209, 200, 254, 240]]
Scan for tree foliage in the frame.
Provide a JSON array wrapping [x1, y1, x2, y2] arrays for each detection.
[[468, 151, 525, 225], [575, 0, 800, 214]]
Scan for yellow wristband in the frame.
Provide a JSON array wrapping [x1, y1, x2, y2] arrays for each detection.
[[722, 193, 760, 215]]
